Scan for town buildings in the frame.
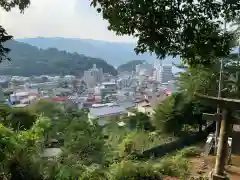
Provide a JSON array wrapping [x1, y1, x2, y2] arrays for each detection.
[[2, 59, 177, 128], [83, 64, 103, 87], [153, 64, 173, 83]]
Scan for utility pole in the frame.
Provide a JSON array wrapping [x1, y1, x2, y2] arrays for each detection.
[[236, 39, 240, 94], [215, 20, 227, 154]]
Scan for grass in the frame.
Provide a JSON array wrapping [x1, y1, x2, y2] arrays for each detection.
[[103, 123, 201, 178], [117, 130, 176, 157], [149, 146, 202, 178], [177, 146, 202, 158], [153, 153, 189, 177]]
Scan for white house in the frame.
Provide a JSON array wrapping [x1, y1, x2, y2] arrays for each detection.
[[88, 104, 128, 126]]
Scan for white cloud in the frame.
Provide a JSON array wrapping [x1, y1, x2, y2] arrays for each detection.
[[0, 0, 135, 42]]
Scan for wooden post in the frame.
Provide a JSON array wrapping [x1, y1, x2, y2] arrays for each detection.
[[213, 109, 231, 179], [195, 94, 240, 180], [202, 113, 221, 156], [202, 113, 240, 126]]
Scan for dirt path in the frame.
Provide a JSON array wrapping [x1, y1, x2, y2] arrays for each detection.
[[189, 155, 240, 180]]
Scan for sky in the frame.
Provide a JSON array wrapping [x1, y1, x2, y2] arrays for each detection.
[[0, 0, 135, 42]]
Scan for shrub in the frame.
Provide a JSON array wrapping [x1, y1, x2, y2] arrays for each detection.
[[117, 131, 165, 157], [178, 146, 202, 158], [80, 167, 108, 180], [109, 160, 163, 180], [154, 153, 189, 177]]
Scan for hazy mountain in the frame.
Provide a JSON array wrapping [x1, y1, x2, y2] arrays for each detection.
[[0, 40, 117, 76], [117, 60, 145, 72], [16, 37, 181, 66]]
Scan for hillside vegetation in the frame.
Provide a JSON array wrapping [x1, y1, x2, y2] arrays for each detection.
[[117, 60, 144, 72], [0, 97, 205, 180], [17, 37, 180, 66], [0, 40, 117, 76]]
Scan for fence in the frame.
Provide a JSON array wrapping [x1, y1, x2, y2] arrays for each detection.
[[141, 123, 215, 158]]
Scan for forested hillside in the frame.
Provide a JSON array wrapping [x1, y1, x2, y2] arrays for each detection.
[[17, 37, 180, 66], [0, 41, 117, 76], [117, 60, 144, 72]]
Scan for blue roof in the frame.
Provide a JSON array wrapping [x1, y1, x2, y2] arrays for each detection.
[[89, 105, 127, 118], [118, 102, 135, 109], [7, 99, 15, 107]]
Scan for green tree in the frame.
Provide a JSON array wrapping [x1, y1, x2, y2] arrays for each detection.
[[153, 93, 212, 135], [177, 64, 218, 98], [153, 94, 181, 135], [109, 160, 162, 180], [222, 53, 240, 98], [5, 108, 37, 131], [0, 0, 30, 62], [80, 167, 108, 180], [0, 116, 51, 180], [177, 54, 240, 99], [0, 105, 37, 131], [117, 131, 164, 158], [29, 99, 61, 118], [0, 26, 12, 62], [127, 112, 153, 131], [63, 119, 106, 165], [72, 79, 79, 92], [2, 41, 118, 76], [90, 0, 238, 65], [0, 105, 12, 122], [117, 60, 144, 72]]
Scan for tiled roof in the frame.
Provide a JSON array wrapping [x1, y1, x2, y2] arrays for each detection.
[[52, 96, 68, 102]]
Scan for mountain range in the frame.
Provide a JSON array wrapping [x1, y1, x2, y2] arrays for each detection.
[[0, 40, 117, 76], [117, 60, 145, 72], [17, 37, 181, 67]]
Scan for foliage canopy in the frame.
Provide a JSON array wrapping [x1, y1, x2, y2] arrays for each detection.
[[0, 0, 30, 63], [0, 41, 117, 76], [117, 60, 144, 72], [91, 0, 239, 65]]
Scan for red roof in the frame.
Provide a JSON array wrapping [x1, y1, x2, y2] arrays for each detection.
[[165, 89, 172, 95], [52, 96, 68, 102]]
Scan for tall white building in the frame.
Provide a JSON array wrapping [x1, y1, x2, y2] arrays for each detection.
[[153, 65, 173, 83], [162, 66, 173, 83], [83, 64, 103, 87], [117, 76, 132, 89], [154, 60, 162, 69], [153, 68, 163, 82]]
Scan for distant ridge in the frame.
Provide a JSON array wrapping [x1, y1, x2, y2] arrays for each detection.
[[0, 40, 117, 76], [17, 37, 181, 66], [117, 60, 145, 72]]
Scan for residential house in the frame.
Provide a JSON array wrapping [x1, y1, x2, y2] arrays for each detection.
[[135, 94, 167, 116], [88, 104, 128, 126]]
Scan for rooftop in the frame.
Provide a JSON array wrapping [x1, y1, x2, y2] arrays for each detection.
[[102, 82, 116, 85], [13, 104, 28, 108], [89, 105, 127, 118]]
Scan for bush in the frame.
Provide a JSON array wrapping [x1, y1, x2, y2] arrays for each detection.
[[154, 154, 189, 177], [109, 160, 163, 180], [126, 112, 154, 131], [4, 108, 37, 130], [177, 146, 202, 158], [80, 167, 108, 180], [151, 147, 201, 178], [153, 94, 183, 135], [117, 131, 165, 158], [153, 93, 212, 136]]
